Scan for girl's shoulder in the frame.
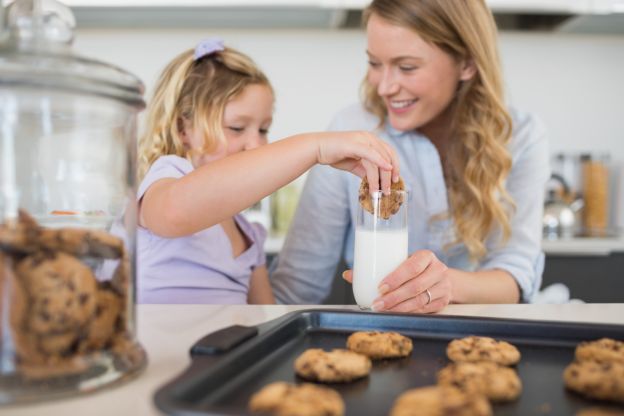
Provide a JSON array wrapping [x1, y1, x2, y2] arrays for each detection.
[[327, 103, 380, 132], [148, 155, 194, 175]]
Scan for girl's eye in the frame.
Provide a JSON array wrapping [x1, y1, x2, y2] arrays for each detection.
[[259, 128, 269, 135], [367, 61, 381, 68], [228, 126, 244, 133]]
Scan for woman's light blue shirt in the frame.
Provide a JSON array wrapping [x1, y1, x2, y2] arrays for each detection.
[[271, 104, 550, 303]]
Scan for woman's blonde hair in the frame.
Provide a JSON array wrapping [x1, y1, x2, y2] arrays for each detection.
[[362, 0, 514, 262], [138, 46, 272, 181]]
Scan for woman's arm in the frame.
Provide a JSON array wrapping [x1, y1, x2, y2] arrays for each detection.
[[247, 265, 275, 304], [342, 250, 520, 313], [141, 131, 399, 237]]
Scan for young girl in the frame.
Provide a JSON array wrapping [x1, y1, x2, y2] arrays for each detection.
[[137, 38, 400, 304]]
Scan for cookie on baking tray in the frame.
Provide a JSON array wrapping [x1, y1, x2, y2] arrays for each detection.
[[576, 407, 624, 416], [446, 336, 521, 366], [249, 382, 344, 416], [564, 360, 624, 403], [437, 361, 522, 402], [576, 338, 624, 365], [294, 348, 371, 383], [346, 331, 413, 360], [358, 176, 405, 220], [389, 385, 492, 416]]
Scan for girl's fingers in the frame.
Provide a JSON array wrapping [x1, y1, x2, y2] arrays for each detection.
[[380, 140, 401, 183], [341, 270, 353, 284], [362, 160, 381, 194]]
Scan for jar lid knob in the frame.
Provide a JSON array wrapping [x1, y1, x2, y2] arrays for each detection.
[[5, 0, 75, 51]]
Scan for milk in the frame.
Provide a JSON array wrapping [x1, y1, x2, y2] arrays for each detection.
[[353, 227, 408, 309]]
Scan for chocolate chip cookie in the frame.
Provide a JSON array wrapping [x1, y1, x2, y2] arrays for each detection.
[[564, 360, 624, 403], [389, 385, 492, 416], [358, 176, 405, 220], [249, 382, 344, 416], [16, 251, 98, 335], [576, 338, 624, 365], [447, 336, 521, 366], [294, 348, 372, 383], [79, 288, 122, 352], [437, 361, 522, 402], [346, 331, 413, 360]]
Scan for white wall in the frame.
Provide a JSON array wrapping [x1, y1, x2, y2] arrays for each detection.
[[72, 28, 624, 224]]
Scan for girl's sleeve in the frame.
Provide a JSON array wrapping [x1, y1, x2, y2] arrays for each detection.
[[137, 155, 193, 201], [480, 112, 551, 302]]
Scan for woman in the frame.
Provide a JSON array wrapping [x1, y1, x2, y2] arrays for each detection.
[[271, 0, 549, 312]]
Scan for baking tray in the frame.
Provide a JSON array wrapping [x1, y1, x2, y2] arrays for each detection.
[[154, 309, 624, 416]]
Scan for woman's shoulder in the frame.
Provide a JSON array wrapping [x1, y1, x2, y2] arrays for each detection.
[[328, 102, 380, 132], [508, 107, 548, 157]]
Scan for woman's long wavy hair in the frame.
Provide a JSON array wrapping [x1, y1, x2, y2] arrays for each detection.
[[363, 0, 514, 262], [138, 46, 272, 182]]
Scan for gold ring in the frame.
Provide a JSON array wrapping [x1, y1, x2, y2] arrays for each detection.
[[425, 288, 432, 305]]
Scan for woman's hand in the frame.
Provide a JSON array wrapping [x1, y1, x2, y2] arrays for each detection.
[[315, 131, 400, 194], [343, 250, 452, 313]]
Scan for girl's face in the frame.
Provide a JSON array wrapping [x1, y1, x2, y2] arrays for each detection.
[[366, 13, 475, 134], [182, 83, 274, 167]]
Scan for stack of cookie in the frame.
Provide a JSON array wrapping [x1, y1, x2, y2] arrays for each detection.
[[0, 209, 134, 378], [388, 335, 523, 416], [564, 338, 624, 405], [249, 330, 413, 416]]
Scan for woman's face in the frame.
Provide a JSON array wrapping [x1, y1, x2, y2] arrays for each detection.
[[182, 83, 274, 167], [366, 13, 475, 134]]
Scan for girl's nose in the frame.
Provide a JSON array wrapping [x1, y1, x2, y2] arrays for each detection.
[[243, 133, 264, 151], [377, 67, 399, 96]]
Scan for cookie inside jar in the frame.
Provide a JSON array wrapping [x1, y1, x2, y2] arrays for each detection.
[[0, 209, 145, 384]]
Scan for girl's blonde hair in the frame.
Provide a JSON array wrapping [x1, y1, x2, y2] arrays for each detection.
[[138, 46, 272, 181], [363, 0, 514, 262]]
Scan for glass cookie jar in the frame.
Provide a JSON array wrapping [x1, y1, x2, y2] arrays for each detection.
[[0, 0, 146, 404]]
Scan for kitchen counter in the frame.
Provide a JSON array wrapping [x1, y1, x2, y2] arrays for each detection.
[[266, 234, 624, 256], [2, 303, 624, 416]]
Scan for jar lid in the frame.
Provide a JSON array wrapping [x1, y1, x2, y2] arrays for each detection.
[[0, 0, 145, 108]]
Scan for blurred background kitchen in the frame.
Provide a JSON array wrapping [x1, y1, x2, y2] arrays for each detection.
[[5, 0, 624, 302]]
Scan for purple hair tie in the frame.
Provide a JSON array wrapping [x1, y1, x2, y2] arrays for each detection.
[[194, 37, 225, 61]]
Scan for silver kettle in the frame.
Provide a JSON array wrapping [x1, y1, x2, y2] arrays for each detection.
[[543, 174, 584, 238]]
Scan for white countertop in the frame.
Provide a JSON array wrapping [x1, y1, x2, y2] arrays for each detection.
[[2, 303, 624, 415]]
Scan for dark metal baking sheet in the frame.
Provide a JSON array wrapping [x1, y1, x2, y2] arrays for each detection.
[[154, 309, 624, 416]]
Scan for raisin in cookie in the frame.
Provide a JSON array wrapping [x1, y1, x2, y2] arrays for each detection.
[[447, 336, 521, 366], [576, 338, 624, 365], [389, 385, 492, 416], [346, 331, 413, 360], [358, 176, 405, 220], [249, 382, 344, 416], [437, 361, 522, 402], [294, 348, 371, 383], [564, 360, 624, 403]]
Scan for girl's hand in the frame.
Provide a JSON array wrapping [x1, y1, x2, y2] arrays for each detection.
[[342, 250, 452, 313], [316, 131, 400, 194]]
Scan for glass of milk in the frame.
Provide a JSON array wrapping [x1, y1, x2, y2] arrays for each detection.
[[353, 190, 408, 310]]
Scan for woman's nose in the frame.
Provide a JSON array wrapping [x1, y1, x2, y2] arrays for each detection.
[[377, 67, 399, 96]]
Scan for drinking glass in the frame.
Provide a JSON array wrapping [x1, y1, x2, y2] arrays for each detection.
[[353, 190, 408, 309]]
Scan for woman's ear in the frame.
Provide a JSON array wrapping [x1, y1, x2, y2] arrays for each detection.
[[459, 59, 477, 81]]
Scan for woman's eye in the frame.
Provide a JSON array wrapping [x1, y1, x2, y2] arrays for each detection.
[[399, 65, 417, 72], [228, 126, 244, 133], [367, 61, 381, 68], [259, 128, 269, 135]]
